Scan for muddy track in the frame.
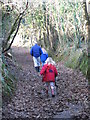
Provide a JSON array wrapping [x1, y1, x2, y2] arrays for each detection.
[[2, 46, 89, 119]]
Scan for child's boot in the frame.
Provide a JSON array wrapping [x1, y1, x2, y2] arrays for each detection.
[[46, 89, 48, 95], [46, 87, 48, 95], [35, 67, 38, 72], [37, 66, 40, 72], [51, 86, 55, 97]]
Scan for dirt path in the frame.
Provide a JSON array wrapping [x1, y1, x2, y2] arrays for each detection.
[[2, 46, 89, 119]]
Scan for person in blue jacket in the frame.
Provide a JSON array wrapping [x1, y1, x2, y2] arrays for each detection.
[[30, 40, 43, 72], [40, 48, 48, 67]]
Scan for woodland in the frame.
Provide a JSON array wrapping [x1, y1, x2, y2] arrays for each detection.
[[0, 0, 90, 119]]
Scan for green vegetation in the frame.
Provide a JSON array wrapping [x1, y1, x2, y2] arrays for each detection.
[[79, 52, 88, 75], [64, 49, 88, 75], [65, 50, 82, 69], [1, 55, 16, 97], [0, 0, 89, 97]]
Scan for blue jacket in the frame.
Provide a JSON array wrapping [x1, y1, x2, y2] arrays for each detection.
[[40, 53, 48, 63], [30, 44, 43, 58]]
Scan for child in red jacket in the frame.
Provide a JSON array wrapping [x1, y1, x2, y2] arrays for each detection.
[[40, 57, 58, 97]]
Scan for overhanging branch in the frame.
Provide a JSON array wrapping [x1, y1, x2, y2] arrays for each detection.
[[2, 16, 22, 53], [2, 0, 28, 53]]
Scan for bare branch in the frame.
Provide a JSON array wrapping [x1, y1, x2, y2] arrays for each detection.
[[2, 0, 28, 53]]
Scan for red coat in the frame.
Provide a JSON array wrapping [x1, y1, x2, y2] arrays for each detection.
[[40, 64, 58, 82]]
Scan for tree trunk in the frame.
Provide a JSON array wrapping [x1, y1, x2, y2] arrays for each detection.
[[39, 27, 41, 40], [82, 1, 90, 79], [2, 1, 28, 53], [2, 16, 22, 53], [43, 32, 46, 47]]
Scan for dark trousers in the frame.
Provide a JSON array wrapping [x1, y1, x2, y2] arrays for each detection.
[[35, 66, 40, 72]]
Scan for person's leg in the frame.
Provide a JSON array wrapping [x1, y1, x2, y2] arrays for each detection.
[[42, 61, 45, 67], [50, 82, 55, 97], [55, 77, 58, 94], [37, 57, 40, 72], [37, 66, 40, 72], [33, 57, 38, 72], [35, 67, 38, 72], [45, 82, 49, 95], [42, 62, 44, 67]]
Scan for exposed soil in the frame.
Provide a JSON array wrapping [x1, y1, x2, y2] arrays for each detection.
[[2, 46, 89, 119]]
